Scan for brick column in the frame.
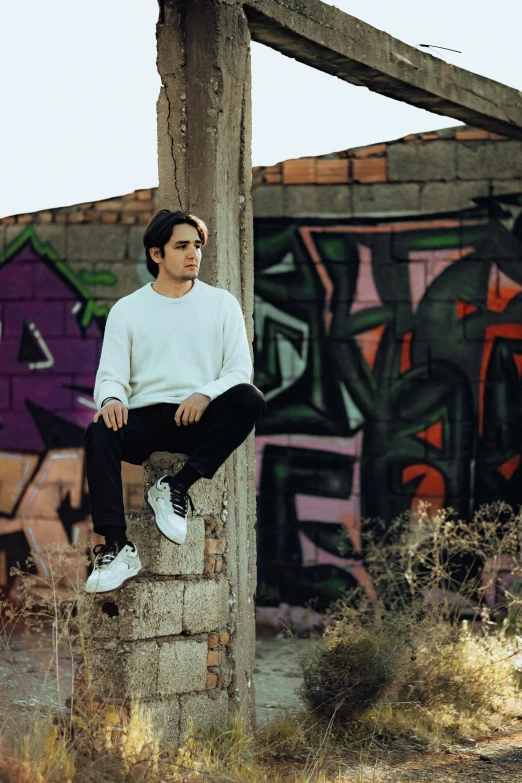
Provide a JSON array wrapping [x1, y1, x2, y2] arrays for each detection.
[[84, 453, 234, 747]]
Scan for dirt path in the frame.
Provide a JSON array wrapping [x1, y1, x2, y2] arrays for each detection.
[[254, 636, 522, 782]]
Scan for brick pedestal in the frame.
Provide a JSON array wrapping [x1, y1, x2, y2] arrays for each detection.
[[82, 452, 234, 748]]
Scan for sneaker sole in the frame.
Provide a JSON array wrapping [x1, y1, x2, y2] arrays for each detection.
[[84, 559, 142, 594], [146, 490, 186, 545]]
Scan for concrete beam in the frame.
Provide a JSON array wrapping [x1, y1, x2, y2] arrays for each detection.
[[243, 0, 522, 140]]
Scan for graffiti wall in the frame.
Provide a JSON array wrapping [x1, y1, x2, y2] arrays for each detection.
[[0, 226, 145, 594], [253, 193, 522, 610]]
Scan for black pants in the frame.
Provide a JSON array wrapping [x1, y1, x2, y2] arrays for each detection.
[[84, 383, 266, 536]]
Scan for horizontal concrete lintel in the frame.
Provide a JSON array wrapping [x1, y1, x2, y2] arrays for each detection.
[[243, 0, 522, 139]]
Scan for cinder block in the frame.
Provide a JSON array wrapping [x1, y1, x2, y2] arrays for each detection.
[[457, 141, 522, 180], [252, 184, 284, 217], [142, 452, 226, 517], [89, 639, 159, 699], [179, 690, 228, 738], [89, 262, 145, 300], [352, 183, 420, 216], [388, 141, 456, 182], [419, 180, 490, 212], [65, 225, 128, 261], [80, 580, 183, 640], [128, 225, 146, 262], [283, 185, 352, 217], [157, 638, 208, 695], [183, 577, 229, 634], [143, 697, 180, 749], [5, 224, 66, 257], [126, 511, 205, 576]]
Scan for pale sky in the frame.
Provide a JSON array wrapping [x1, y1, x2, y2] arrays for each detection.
[[1, 0, 520, 218]]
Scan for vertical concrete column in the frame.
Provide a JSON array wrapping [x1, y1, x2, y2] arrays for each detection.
[[157, 0, 257, 724]]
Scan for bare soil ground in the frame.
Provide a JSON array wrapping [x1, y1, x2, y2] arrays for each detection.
[[255, 636, 522, 782]]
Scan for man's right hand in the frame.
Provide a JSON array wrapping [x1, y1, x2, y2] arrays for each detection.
[[93, 400, 128, 431]]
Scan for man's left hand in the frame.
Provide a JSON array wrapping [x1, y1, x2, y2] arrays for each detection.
[[174, 392, 211, 426]]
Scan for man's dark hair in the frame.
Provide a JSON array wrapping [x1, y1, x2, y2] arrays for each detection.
[[143, 209, 209, 278]]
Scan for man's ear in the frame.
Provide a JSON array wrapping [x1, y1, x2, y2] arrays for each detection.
[[150, 247, 161, 264]]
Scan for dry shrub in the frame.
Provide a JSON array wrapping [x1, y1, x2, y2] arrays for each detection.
[[301, 502, 522, 743]]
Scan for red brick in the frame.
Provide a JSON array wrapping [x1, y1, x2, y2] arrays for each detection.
[[138, 212, 153, 224], [137, 189, 152, 200], [488, 132, 508, 140], [219, 632, 229, 646], [54, 213, 67, 223], [17, 214, 33, 224], [265, 164, 282, 175], [208, 633, 219, 648], [282, 158, 316, 185], [95, 199, 124, 211], [455, 129, 489, 141], [420, 133, 440, 141], [402, 134, 417, 142], [316, 159, 349, 184], [1, 216, 16, 224], [352, 157, 387, 183], [37, 211, 53, 223], [265, 172, 282, 184], [205, 539, 219, 555], [67, 211, 85, 223], [203, 555, 216, 574], [206, 673, 218, 689], [121, 214, 137, 225], [101, 213, 119, 224], [207, 650, 219, 667], [122, 200, 154, 212], [354, 143, 388, 159]]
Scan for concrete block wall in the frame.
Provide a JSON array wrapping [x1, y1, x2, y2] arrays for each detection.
[[82, 452, 233, 747], [0, 191, 155, 594], [252, 125, 522, 625]]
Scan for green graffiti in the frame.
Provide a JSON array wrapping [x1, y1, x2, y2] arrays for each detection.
[[0, 226, 109, 327], [78, 269, 118, 287]]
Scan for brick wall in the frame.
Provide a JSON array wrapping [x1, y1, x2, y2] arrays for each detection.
[[2, 127, 522, 619]]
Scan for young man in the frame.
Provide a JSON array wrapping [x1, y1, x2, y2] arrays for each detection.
[[84, 209, 266, 593]]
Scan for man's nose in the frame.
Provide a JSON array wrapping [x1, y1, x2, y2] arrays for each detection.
[[186, 245, 197, 259]]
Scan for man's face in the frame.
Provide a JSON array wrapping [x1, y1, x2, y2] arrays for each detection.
[[154, 222, 202, 282]]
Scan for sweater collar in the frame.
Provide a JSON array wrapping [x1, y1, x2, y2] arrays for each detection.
[[146, 278, 200, 303]]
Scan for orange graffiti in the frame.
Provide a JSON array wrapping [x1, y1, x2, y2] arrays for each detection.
[[455, 300, 478, 319], [400, 331, 413, 374], [415, 419, 443, 450], [497, 455, 521, 481], [402, 464, 445, 515]]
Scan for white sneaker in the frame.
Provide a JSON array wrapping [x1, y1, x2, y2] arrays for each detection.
[[85, 542, 141, 594], [147, 475, 193, 544]]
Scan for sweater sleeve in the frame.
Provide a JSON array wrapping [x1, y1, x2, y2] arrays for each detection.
[[195, 294, 253, 401], [93, 304, 132, 410]]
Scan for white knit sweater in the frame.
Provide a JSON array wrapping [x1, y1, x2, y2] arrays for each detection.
[[93, 280, 253, 410]]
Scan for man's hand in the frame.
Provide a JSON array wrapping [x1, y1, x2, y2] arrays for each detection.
[[174, 393, 210, 427], [93, 400, 128, 431]]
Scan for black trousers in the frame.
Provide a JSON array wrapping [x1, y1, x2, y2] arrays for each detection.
[[84, 383, 266, 536]]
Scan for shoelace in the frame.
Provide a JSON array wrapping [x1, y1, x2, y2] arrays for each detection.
[[92, 543, 118, 569], [165, 483, 194, 517]]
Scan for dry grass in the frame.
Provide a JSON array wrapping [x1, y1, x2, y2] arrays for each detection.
[[301, 502, 522, 746], [2, 501, 522, 781]]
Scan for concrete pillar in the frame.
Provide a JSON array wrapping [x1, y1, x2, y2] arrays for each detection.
[[156, 0, 256, 726], [83, 0, 257, 744]]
